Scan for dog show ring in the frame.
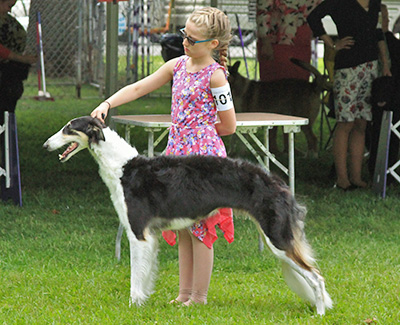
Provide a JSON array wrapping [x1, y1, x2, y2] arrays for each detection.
[[112, 112, 308, 194]]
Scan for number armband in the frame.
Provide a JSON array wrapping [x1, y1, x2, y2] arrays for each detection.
[[211, 83, 234, 112]]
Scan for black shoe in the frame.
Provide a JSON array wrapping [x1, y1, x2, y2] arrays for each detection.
[[333, 183, 358, 191]]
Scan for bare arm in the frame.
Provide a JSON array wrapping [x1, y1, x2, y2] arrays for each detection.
[[211, 68, 236, 136], [8, 52, 37, 64], [216, 109, 236, 136], [91, 58, 177, 122]]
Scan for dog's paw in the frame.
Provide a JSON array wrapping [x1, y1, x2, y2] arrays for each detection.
[[129, 292, 148, 307]]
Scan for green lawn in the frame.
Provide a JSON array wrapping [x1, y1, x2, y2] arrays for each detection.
[[0, 94, 400, 324]]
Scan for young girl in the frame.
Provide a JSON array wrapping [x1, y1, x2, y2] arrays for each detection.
[[90, 7, 236, 306]]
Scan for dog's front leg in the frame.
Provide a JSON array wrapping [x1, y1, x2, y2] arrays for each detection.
[[127, 231, 158, 306], [127, 232, 148, 306]]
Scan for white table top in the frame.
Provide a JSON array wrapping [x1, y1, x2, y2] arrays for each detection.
[[112, 113, 309, 128]]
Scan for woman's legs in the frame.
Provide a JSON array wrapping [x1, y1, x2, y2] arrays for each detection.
[[349, 119, 368, 187], [174, 229, 214, 305], [333, 119, 368, 188], [333, 121, 353, 188]]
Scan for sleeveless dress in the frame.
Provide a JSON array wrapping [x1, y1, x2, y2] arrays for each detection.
[[161, 55, 234, 249]]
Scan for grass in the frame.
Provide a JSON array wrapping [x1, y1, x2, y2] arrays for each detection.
[[1, 94, 400, 324]]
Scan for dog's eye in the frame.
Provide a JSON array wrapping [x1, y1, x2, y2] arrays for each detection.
[[62, 125, 78, 136]]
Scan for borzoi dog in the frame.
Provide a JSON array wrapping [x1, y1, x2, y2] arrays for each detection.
[[43, 116, 332, 315]]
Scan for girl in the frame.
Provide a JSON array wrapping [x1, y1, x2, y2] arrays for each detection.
[[91, 7, 236, 306]]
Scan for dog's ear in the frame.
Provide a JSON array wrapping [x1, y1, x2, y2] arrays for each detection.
[[231, 61, 240, 74], [88, 117, 106, 144]]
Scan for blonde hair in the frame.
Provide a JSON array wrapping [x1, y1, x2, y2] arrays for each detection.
[[188, 7, 232, 70]]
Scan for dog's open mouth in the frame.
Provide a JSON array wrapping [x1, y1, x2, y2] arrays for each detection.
[[59, 142, 78, 162]]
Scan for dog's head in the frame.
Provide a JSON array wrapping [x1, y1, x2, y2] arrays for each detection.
[[43, 116, 106, 162]]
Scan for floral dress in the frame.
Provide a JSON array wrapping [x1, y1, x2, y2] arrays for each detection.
[[161, 55, 234, 249], [256, 0, 321, 81]]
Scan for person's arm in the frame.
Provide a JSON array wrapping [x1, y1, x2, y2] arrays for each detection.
[[0, 44, 11, 59], [0, 44, 36, 64], [308, 0, 355, 52], [319, 34, 355, 51], [210, 68, 236, 136], [307, 0, 334, 38], [378, 39, 392, 76], [8, 51, 37, 64], [216, 109, 236, 136], [91, 58, 178, 122], [256, 0, 274, 61]]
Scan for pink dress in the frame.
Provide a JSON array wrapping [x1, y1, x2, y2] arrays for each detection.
[[161, 55, 234, 249]]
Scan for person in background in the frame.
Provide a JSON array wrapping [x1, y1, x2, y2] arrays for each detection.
[[256, 0, 321, 82], [91, 7, 236, 306], [256, 0, 321, 153], [0, 0, 36, 125], [307, 0, 391, 190]]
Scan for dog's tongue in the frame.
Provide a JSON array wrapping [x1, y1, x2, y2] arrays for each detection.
[[59, 142, 78, 160]]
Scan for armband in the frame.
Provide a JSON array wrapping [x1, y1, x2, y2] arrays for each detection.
[[211, 83, 234, 112]]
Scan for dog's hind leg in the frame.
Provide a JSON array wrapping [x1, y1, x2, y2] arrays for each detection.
[[141, 232, 159, 297], [302, 125, 318, 158], [127, 230, 159, 306]]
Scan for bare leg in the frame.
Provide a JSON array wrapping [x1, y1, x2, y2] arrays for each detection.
[[349, 119, 368, 187], [333, 121, 354, 188], [184, 232, 214, 305], [172, 229, 193, 303]]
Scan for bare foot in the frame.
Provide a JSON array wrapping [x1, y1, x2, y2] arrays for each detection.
[[182, 298, 207, 306]]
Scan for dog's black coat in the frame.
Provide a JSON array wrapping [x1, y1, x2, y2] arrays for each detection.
[[122, 154, 298, 251]]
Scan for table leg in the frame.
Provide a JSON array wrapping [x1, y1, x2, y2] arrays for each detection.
[[124, 126, 131, 144], [263, 127, 270, 171], [148, 130, 154, 157], [283, 125, 301, 195], [288, 132, 295, 194]]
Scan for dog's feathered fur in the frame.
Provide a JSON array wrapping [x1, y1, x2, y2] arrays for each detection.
[[228, 59, 332, 157], [43, 116, 332, 315]]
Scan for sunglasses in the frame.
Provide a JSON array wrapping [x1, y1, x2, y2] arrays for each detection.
[[179, 28, 213, 46]]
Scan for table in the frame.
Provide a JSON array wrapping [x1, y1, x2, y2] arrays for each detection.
[[112, 112, 308, 194], [112, 113, 308, 256]]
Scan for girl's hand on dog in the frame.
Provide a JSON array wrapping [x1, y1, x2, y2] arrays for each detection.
[[335, 36, 355, 51], [90, 102, 109, 123]]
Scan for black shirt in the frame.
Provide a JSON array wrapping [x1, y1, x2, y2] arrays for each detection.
[[307, 0, 384, 69]]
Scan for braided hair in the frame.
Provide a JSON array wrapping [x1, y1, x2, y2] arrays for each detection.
[[188, 7, 232, 70]]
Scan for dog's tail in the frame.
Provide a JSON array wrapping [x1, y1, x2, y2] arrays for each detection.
[[283, 205, 332, 309], [290, 58, 332, 93], [256, 185, 333, 310], [281, 260, 333, 310], [290, 58, 321, 78]]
